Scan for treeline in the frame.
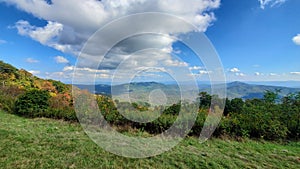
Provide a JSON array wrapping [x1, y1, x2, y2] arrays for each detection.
[[78, 91, 299, 140]]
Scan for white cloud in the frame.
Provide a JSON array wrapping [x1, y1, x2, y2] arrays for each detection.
[[26, 58, 39, 63], [229, 67, 240, 73], [189, 66, 204, 70], [254, 72, 261, 76], [269, 73, 278, 76], [5, 0, 221, 77], [199, 70, 211, 74], [15, 20, 65, 51], [28, 70, 40, 75], [258, 0, 287, 9], [292, 34, 300, 45], [7, 0, 220, 32], [189, 69, 212, 77], [290, 72, 300, 75], [235, 73, 246, 77], [54, 56, 69, 63], [47, 66, 113, 82], [63, 65, 109, 73], [62, 66, 74, 72]]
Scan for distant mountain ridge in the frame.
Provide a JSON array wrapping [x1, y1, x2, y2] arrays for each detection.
[[75, 81, 300, 99], [224, 81, 300, 99]]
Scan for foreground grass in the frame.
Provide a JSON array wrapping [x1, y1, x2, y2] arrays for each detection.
[[0, 110, 299, 169]]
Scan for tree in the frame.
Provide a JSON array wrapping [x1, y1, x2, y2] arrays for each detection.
[[51, 80, 68, 93], [163, 102, 181, 115], [263, 89, 280, 104], [199, 92, 211, 108], [230, 98, 244, 114]]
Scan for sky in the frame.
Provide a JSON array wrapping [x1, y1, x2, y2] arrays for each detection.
[[0, 0, 300, 84]]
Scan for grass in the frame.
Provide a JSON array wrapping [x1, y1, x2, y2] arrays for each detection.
[[0, 110, 299, 169]]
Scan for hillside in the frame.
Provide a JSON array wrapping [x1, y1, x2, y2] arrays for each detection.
[[0, 60, 75, 119], [0, 60, 72, 92]]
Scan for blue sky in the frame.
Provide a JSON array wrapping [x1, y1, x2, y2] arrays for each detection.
[[0, 0, 300, 84]]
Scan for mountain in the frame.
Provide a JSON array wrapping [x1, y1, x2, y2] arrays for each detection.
[[246, 81, 300, 88], [75, 81, 300, 100], [225, 81, 300, 99], [75, 82, 182, 104]]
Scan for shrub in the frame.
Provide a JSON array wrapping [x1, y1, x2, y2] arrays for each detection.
[[15, 89, 50, 117]]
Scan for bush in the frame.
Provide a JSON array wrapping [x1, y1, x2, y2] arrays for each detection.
[[0, 93, 15, 113], [0, 85, 24, 113], [15, 89, 50, 117]]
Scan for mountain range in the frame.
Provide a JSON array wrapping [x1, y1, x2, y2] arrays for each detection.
[[75, 81, 300, 100]]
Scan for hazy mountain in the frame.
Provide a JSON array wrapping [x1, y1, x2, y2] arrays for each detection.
[[245, 81, 300, 88], [225, 81, 300, 99], [75, 81, 300, 100]]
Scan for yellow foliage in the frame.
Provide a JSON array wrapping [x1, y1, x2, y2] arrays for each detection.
[[50, 92, 57, 97]]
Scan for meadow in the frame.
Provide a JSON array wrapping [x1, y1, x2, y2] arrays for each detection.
[[1, 110, 299, 169]]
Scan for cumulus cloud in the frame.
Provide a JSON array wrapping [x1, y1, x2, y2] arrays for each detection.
[[9, 0, 220, 53], [26, 57, 39, 63], [258, 0, 287, 9], [228, 68, 245, 77], [292, 34, 300, 45], [6, 0, 220, 31], [4, 0, 223, 82], [229, 67, 240, 73], [54, 56, 69, 64], [5, 1, 220, 68], [15, 20, 67, 51]]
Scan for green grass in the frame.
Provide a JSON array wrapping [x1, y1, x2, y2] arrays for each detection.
[[0, 110, 299, 169]]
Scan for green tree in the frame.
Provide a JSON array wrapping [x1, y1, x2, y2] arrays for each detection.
[[199, 92, 211, 108], [263, 89, 280, 104], [230, 98, 244, 114]]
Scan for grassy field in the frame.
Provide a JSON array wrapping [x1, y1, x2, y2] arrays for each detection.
[[0, 110, 299, 169]]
